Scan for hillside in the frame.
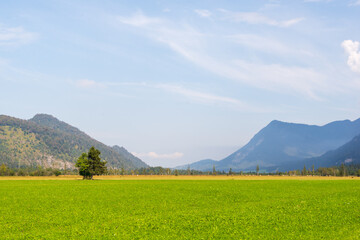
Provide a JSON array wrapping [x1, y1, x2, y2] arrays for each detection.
[[176, 159, 217, 171], [295, 134, 360, 170], [182, 118, 360, 172], [112, 145, 147, 169], [0, 114, 148, 169]]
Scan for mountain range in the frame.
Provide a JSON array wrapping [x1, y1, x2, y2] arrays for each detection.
[[177, 118, 360, 172], [0, 114, 148, 169], [2, 113, 360, 172]]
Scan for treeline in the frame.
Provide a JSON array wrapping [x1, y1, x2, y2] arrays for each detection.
[[289, 163, 360, 177], [1, 163, 360, 177], [107, 167, 205, 176], [108, 164, 360, 177], [0, 164, 77, 176]]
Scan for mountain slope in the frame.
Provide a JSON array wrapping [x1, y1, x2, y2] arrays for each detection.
[[296, 134, 360, 170], [176, 159, 217, 171], [186, 118, 360, 172], [112, 145, 147, 169], [0, 114, 148, 169]]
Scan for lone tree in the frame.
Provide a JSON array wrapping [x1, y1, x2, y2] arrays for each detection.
[[256, 165, 260, 175], [75, 147, 107, 179]]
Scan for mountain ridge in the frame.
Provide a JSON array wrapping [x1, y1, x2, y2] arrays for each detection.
[[179, 118, 360, 172]]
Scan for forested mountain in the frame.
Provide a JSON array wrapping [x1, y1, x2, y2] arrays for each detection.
[[112, 145, 147, 169], [0, 114, 148, 169], [181, 118, 360, 172], [29, 114, 87, 137]]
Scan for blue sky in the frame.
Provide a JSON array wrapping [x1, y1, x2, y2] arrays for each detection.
[[1, 0, 360, 167]]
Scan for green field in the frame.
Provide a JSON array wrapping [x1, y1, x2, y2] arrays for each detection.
[[1, 180, 360, 239]]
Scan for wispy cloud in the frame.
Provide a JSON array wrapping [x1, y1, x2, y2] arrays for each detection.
[[194, 9, 212, 18], [349, 0, 360, 6], [0, 24, 38, 46], [156, 37, 326, 99], [157, 84, 253, 109], [0, 58, 54, 84], [342, 40, 360, 73], [71, 78, 265, 111], [219, 9, 304, 27], [116, 11, 162, 27], [227, 34, 313, 56], [132, 151, 184, 159], [233, 60, 326, 100], [304, 0, 332, 2], [75, 79, 105, 88], [115, 12, 329, 100]]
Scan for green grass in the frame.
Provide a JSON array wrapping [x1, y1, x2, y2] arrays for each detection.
[[1, 180, 360, 239]]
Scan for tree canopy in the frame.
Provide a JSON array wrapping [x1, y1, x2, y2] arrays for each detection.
[[75, 147, 107, 179]]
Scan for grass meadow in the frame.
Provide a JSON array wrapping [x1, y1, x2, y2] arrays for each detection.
[[1, 178, 360, 239]]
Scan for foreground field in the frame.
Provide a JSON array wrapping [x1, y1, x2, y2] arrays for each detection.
[[1, 180, 360, 239]]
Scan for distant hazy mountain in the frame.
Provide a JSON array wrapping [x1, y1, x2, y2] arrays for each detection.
[[183, 118, 360, 172], [293, 134, 360, 170], [176, 159, 217, 171], [0, 114, 148, 169]]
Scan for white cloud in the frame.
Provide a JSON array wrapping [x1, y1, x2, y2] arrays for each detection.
[[75, 79, 105, 88], [132, 151, 184, 159], [219, 9, 304, 27], [116, 11, 162, 27], [194, 9, 212, 18], [342, 40, 360, 73], [0, 24, 38, 46]]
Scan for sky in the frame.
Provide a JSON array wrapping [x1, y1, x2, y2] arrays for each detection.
[[1, 0, 360, 167]]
